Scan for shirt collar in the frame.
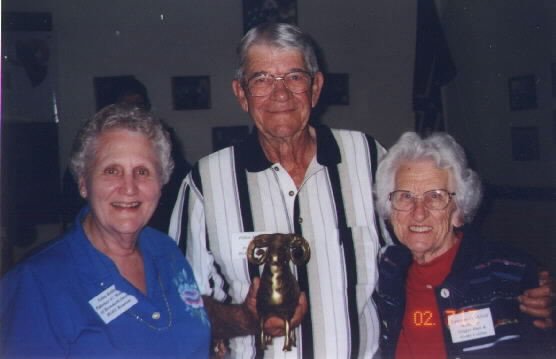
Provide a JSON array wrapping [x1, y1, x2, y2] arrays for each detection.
[[69, 206, 114, 285], [70, 206, 161, 294], [236, 124, 342, 172]]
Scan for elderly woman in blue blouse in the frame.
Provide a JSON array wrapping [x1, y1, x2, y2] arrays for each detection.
[[0, 104, 210, 358], [373, 132, 550, 358]]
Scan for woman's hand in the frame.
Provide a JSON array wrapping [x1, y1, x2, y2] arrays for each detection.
[[518, 270, 554, 329]]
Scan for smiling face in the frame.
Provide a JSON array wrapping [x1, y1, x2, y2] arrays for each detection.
[[390, 160, 463, 264], [79, 129, 162, 247], [232, 44, 323, 141]]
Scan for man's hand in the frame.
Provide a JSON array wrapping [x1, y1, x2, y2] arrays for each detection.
[[203, 280, 260, 340], [242, 277, 260, 320], [518, 270, 554, 329], [261, 292, 308, 337], [205, 277, 309, 340]]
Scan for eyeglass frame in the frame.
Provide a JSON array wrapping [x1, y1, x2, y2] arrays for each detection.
[[388, 189, 456, 212], [242, 70, 314, 97]]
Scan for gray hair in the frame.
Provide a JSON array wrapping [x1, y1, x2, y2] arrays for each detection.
[[69, 104, 174, 185], [234, 22, 320, 81], [375, 132, 482, 223]]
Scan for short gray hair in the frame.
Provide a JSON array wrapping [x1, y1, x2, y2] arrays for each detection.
[[69, 104, 174, 185], [234, 22, 320, 81], [375, 132, 482, 223]]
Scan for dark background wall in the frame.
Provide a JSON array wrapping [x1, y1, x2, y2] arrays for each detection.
[[1, 0, 554, 273]]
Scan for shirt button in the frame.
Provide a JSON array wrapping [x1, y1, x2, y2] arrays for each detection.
[[288, 190, 295, 196], [273, 166, 280, 171], [298, 217, 303, 224], [440, 288, 450, 298], [152, 312, 161, 320]]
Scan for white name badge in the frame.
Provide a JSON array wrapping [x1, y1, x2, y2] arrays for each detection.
[[89, 285, 138, 324], [448, 308, 495, 343], [230, 232, 271, 260]]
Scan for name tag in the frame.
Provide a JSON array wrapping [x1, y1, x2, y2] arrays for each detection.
[[230, 232, 270, 259], [448, 308, 495, 343], [89, 285, 138, 324]]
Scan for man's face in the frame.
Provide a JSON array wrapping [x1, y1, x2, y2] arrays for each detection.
[[232, 44, 323, 141]]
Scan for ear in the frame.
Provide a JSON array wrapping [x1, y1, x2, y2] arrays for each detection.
[[232, 79, 249, 112], [78, 177, 88, 199], [310, 72, 324, 108], [451, 208, 464, 228]]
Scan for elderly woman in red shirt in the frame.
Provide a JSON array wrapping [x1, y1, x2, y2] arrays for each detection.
[[373, 131, 553, 358]]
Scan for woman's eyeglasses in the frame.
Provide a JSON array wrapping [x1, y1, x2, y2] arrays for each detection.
[[389, 189, 456, 211]]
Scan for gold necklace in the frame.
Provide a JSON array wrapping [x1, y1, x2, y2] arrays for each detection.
[[127, 274, 173, 331]]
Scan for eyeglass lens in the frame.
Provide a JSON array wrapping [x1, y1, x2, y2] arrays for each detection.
[[390, 190, 454, 211], [247, 72, 312, 97]]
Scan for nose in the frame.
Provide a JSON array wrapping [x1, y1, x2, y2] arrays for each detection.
[[121, 173, 138, 195], [270, 78, 291, 101], [411, 198, 428, 221]]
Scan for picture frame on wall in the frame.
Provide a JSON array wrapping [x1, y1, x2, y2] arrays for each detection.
[[242, 0, 297, 33], [94, 75, 150, 110], [172, 76, 211, 110], [3, 12, 58, 123], [508, 74, 537, 111]]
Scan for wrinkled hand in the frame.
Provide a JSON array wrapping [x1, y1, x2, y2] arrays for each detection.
[[261, 292, 308, 337], [242, 277, 308, 337], [518, 270, 554, 329]]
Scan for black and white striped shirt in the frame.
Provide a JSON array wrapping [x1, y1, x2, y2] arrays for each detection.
[[169, 125, 392, 359]]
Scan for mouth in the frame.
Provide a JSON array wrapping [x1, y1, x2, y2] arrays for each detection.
[[111, 201, 141, 209], [266, 105, 296, 113], [409, 225, 432, 233]]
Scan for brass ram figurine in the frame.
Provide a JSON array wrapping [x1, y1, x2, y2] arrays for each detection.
[[247, 233, 311, 351]]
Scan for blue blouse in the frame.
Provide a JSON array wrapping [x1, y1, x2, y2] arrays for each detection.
[[1, 207, 211, 358]]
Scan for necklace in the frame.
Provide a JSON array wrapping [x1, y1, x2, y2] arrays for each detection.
[[127, 274, 173, 331]]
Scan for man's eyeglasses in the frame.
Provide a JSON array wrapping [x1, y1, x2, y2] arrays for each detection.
[[389, 189, 456, 211], [244, 71, 313, 97]]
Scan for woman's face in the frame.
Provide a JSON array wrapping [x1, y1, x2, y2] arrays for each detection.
[[79, 129, 162, 242], [390, 160, 462, 264]]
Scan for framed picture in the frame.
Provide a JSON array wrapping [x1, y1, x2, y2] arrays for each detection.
[[511, 126, 540, 161], [320, 73, 350, 106], [212, 125, 250, 151], [3, 12, 57, 123], [242, 0, 297, 33], [94, 75, 150, 110], [172, 76, 211, 110], [508, 74, 537, 111]]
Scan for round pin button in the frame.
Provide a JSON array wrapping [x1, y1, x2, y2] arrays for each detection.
[[440, 288, 450, 298]]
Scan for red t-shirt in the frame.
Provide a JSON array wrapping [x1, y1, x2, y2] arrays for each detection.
[[395, 239, 461, 359]]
